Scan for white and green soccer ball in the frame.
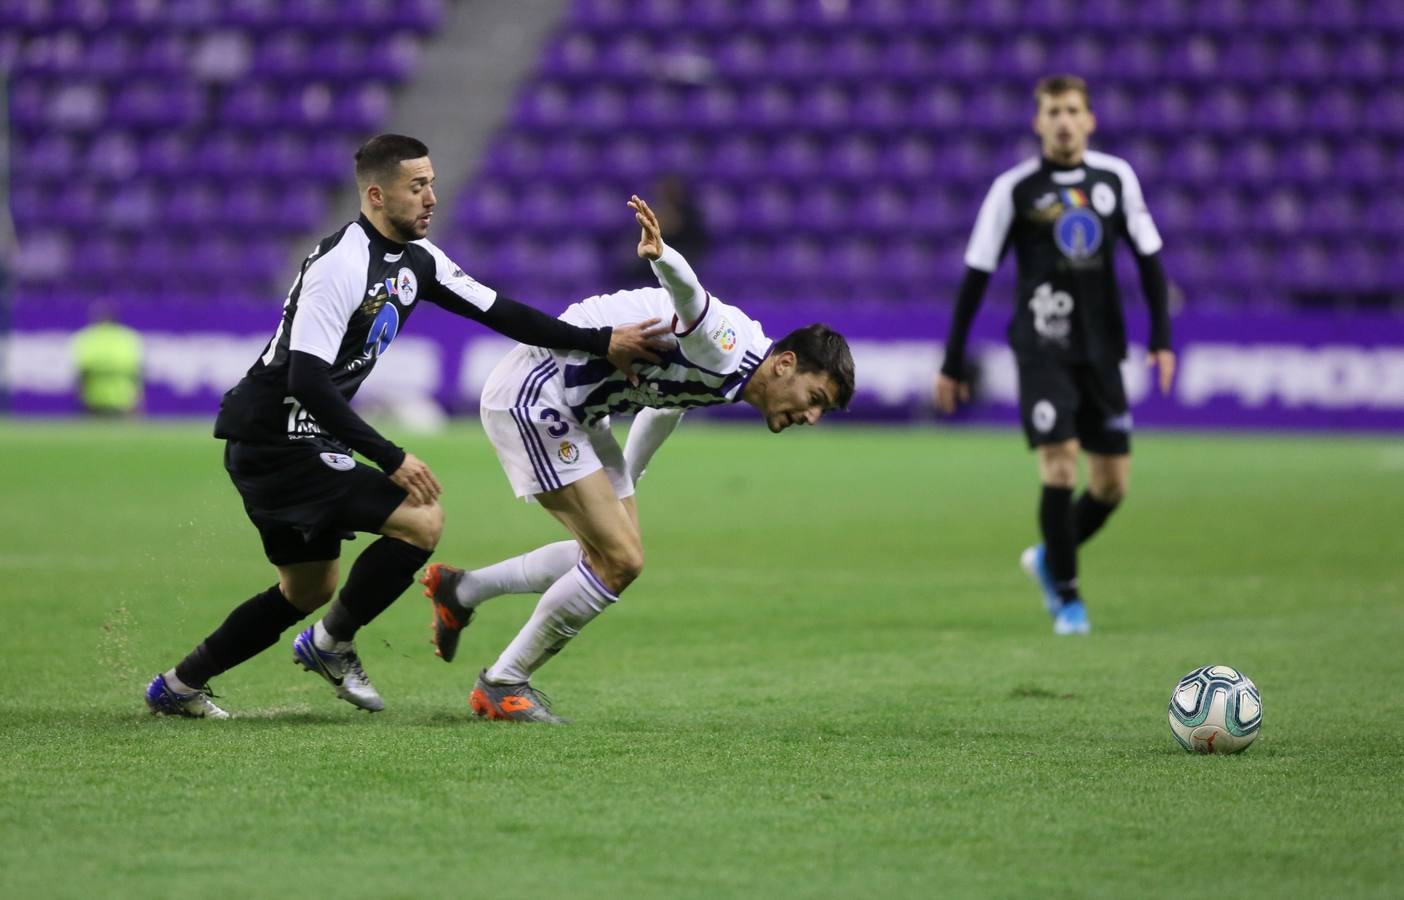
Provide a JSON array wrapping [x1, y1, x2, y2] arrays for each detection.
[[1168, 665, 1262, 754]]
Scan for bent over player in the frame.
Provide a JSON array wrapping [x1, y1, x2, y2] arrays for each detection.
[[144, 135, 667, 718], [420, 195, 855, 722], [935, 76, 1175, 634]]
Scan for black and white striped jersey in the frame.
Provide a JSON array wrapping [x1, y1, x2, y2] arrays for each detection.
[[213, 214, 609, 451], [965, 151, 1163, 363], [553, 286, 771, 428]]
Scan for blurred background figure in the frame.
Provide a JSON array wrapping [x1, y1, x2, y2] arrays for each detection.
[[69, 302, 143, 416], [618, 173, 708, 287]]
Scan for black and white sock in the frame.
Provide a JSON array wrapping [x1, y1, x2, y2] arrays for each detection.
[[318, 537, 432, 645]]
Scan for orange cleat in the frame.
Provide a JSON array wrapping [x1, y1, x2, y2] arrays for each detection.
[[419, 563, 476, 662], [468, 670, 567, 724]]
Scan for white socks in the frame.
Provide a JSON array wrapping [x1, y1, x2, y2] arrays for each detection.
[[455, 540, 580, 607], [485, 560, 618, 684], [312, 620, 350, 652]]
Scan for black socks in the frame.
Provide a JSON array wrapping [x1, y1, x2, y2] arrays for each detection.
[[1074, 491, 1120, 545], [175, 585, 306, 687], [321, 537, 433, 642], [1039, 485, 1079, 603]]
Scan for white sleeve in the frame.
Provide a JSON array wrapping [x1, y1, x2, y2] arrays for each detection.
[[288, 242, 366, 364], [675, 297, 755, 374], [624, 407, 684, 484], [649, 244, 707, 328], [420, 239, 499, 311], [1119, 165, 1164, 257], [963, 177, 1016, 273]]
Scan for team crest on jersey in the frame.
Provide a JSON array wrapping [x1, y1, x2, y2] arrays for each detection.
[[709, 318, 738, 352], [389, 267, 418, 306], [557, 441, 580, 464], [1091, 182, 1117, 216], [319, 452, 355, 471]]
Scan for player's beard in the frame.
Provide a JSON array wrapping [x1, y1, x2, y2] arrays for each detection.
[[387, 208, 429, 242]]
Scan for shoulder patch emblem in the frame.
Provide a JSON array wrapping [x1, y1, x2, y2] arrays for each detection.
[[709, 318, 738, 352]]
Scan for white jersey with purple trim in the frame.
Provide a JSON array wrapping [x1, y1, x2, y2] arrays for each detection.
[[551, 288, 772, 428]]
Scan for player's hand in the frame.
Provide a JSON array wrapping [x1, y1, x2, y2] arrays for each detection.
[[607, 318, 673, 385], [389, 453, 442, 506], [935, 373, 970, 414], [1147, 349, 1176, 396], [629, 195, 664, 260]]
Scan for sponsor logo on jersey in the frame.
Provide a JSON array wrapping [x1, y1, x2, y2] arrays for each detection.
[[1031, 400, 1057, 434], [710, 318, 738, 352], [1029, 282, 1074, 342], [1091, 182, 1117, 216], [1053, 206, 1103, 260], [557, 441, 580, 464], [319, 452, 355, 471], [363, 303, 400, 358]]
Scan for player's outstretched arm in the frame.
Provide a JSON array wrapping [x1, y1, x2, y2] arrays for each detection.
[[629, 194, 707, 327]]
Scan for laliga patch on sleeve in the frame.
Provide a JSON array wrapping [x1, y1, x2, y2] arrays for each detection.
[[708, 318, 738, 352], [320, 452, 356, 471]]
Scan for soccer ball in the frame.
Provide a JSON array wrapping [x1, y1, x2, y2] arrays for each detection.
[[1167, 665, 1262, 754]]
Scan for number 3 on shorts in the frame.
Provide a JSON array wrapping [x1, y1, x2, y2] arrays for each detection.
[[538, 408, 569, 438]]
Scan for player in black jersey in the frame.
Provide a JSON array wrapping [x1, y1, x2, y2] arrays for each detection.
[[935, 76, 1176, 635], [145, 134, 670, 717]]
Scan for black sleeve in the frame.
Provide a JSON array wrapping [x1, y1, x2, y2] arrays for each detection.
[[288, 350, 405, 474], [939, 267, 992, 379], [1133, 251, 1172, 352], [429, 291, 613, 357]]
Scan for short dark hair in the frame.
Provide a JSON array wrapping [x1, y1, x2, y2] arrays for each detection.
[[773, 323, 856, 410], [1034, 74, 1090, 109], [354, 133, 429, 187]]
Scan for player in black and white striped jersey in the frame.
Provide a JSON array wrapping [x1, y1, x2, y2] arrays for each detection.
[[144, 135, 671, 719], [421, 195, 855, 723], [934, 76, 1176, 635]]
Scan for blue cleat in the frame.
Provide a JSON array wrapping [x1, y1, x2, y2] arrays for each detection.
[[1019, 544, 1064, 619], [145, 673, 230, 719], [292, 627, 385, 712], [1053, 599, 1092, 635]]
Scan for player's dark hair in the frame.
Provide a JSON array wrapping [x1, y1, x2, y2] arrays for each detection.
[[354, 134, 429, 187], [1034, 74, 1090, 109], [774, 323, 856, 410]]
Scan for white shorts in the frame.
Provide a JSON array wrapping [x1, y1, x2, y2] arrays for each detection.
[[480, 345, 634, 501]]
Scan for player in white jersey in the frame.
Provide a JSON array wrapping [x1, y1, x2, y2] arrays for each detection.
[[420, 196, 855, 723]]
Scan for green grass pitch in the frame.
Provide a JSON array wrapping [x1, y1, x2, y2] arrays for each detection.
[[1, 420, 1400, 898]]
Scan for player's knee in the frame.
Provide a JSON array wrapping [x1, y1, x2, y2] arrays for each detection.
[[596, 544, 645, 593], [1091, 475, 1128, 505], [384, 500, 444, 550], [1039, 451, 1078, 488], [280, 580, 335, 611]]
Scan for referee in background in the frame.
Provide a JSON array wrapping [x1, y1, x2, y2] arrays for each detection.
[[935, 75, 1175, 634]]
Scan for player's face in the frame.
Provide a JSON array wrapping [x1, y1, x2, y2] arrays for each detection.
[[378, 157, 437, 241], [1034, 91, 1096, 162], [760, 353, 839, 433]]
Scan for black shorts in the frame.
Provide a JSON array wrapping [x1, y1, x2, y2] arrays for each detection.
[[1016, 357, 1132, 455], [224, 441, 406, 566]]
